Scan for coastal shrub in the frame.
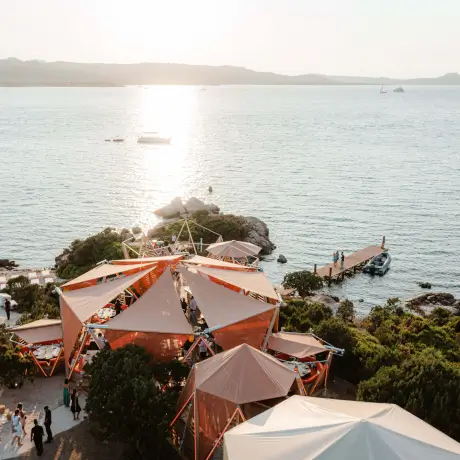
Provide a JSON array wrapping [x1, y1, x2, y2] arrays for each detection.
[[357, 349, 460, 441], [85, 345, 188, 460], [282, 270, 323, 297], [55, 227, 124, 279], [279, 300, 332, 332], [337, 299, 355, 322]]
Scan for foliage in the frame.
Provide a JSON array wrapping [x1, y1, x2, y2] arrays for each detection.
[[0, 325, 36, 388], [282, 270, 323, 297], [85, 345, 188, 460], [148, 210, 249, 246], [337, 299, 355, 322], [55, 227, 124, 279], [357, 349, 460, 441], [279, 300, 332, 332], [2, 276, 60, 321]]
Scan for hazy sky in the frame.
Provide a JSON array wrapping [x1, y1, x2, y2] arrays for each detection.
[[2, 0, 458, 78]]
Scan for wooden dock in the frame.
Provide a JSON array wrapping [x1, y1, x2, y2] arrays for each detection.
[[315, 245, 384, 282]]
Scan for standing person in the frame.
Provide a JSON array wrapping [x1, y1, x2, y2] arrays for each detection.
[[43, 406, 52, 443], [171, 234, 177, 245], [199, 340, 208, 360], [11, 409, 23, 447], [31, 419, 44, 456], [70, 389, 81, 420], [5, 298, 11, 321], [97, 332, 110, 350], [114, 298, 122, 316], [17, 402, 27, 436], [63, 378, 70, 408], [189, 296, 197, 325], [340, 252, 345, 269], [180, 298, 187, 313]]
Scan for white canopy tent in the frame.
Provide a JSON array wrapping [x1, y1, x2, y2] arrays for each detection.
[[207, 240, 261, 259], [224, 395, 460, 460]]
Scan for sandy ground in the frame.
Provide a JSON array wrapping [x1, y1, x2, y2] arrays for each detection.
[[0, 376, 86, 459]]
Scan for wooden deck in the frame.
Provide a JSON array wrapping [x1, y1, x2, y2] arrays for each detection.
[[315, 245, 383, 279]]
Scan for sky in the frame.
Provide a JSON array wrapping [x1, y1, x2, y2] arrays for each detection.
[[2, 0, 459, 78]]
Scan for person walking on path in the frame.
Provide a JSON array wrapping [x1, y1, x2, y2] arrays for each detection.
[[11, 409, 23, 447], [340, 252, 345, 269], [43, 406, 52, 443], [17, 403, 27, 436], [5, 298, 11, 321], [70, 389, 81, 420], [31, 419, 44, 456], [189, 296, 198, 326], [63, 379, 70, 408]]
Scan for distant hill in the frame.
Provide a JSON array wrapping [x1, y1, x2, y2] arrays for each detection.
[[0, 58, 459, 86]]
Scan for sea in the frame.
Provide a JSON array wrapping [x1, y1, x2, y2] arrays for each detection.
[[1, 85, 459, 312]]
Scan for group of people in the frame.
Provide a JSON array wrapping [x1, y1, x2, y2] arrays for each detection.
[[332, 251, 346, 268], [10, 402, 52, 457], [180, 295, 199, 325], [63, 378, 82, 420]]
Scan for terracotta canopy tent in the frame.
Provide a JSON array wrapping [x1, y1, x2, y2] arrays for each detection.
[[60, 266, 156, 371], [193, 266, 279, 302], [179, 267, 276, 350], [171, 343, 300, 460], [104, 269, 193, 360], [183, 255, 258, 272], [9, 319, 63, 377], [268, 332, 328, 359], [206, 240, 261, 259], [224, 395, 460, 460]]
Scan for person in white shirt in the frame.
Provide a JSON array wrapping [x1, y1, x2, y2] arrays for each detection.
[[171, 234, 176, 244], [189, 296, 197, 325]]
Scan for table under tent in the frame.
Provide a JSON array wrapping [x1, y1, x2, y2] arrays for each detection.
[[224, 395, 460, 460], [9, 319, 64, 377], [170, 343, 305, 460]]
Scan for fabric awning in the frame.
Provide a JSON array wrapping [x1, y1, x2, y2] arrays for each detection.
[[61, 262, 155, 289], [111, 255, 184, 265], [105, 270, 192, 334], [61, 267, 154, 323], [268, 332, 327, 358], [194, 266, 279, 301], [224, 395, 460, 460], [183, 255, 257, 272], [10, 319, 62, 344], [207, 240, 261, 258], [179, 267, 274, 329]]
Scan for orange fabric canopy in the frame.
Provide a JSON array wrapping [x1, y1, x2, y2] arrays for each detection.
[[179, 267, 274, 329], [194, 266, 279, 301], [183, 255, 257, 272], [111, 255, 184, 265], [61, 262, 156, 290], [268, 332, 327, 358], [10, 319, 62, 344], [105, 270, 192, 334]]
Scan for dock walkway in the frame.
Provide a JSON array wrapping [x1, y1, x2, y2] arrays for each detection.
[[315, 245, 383, 280]]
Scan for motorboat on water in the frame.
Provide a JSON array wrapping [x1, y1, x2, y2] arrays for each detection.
[[394, 86, 404, 92], [137, 132, 171, 144], [363, 251, 391, 275]]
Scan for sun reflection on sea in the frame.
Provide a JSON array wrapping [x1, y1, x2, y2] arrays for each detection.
[[135, 86, 198, 229]]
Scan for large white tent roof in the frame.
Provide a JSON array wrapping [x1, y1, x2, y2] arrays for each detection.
[[183, 255, 257, 272], [207, 240, 261, 258], [224, 395, 460, 460], [105, 270, 192, 335]]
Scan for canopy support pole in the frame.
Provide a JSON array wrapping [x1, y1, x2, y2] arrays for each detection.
[[169, 392, 194, 428], [49, 346, 64, 376], [261, 306, 280, 352], [30, 352, 48, 378], [68, 328, 88, 380], [194, 391, 199, 460]]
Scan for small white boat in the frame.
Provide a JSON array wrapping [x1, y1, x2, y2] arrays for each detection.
[[137, 132, 171, 144], [394, 86, 404, 93], [380, 85, 387, 94], [363, 251, 391, 275]]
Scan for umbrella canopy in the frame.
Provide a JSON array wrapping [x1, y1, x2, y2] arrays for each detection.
[[207, 240, 261, 258], [224, 395, 460, 460], [267, 332, 327, 359], [10, 319, 62, 344]]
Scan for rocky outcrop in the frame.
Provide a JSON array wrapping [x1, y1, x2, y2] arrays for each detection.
[[417, 282, 432, 289], [245, 216, 276, 255], [0, 259, 19, 270], [406, 292, 456, 308], [154, 197, 219, 219], [277, 255, 287, 264]]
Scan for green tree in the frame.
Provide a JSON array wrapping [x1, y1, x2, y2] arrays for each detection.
[[337, 299, 355, 322], [85, 345, 187, 459], [282, 271, 323, 297], [357, 349, 460, 441], [279, 300, 332, 332]]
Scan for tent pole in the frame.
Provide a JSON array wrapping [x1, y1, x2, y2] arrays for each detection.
[[30, 353, 48, 378], [56, 287, 70, 377], [169, 392, 194, 428], [185, 218, 197, 255], [69, 328, 88, 379], [194, 391, 199, 460], [49, 346, 63, 376], [261, 306, 280, 352], [183, 339, 200, 361]]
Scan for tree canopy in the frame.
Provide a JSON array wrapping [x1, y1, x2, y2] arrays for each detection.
[[282, 270, 323, 297], [85, 345, 187, 459]]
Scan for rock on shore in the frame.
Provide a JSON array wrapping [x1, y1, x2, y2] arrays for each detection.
[[154, 197, 219, 218], [405, 292, 460, 315], [245, 216, 276, 255]]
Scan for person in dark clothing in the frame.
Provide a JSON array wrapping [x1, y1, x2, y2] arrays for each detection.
[[340, 251, 345, 269], [4, 298, 11, 321], [31, 419, 44, 456], [70, 389, 81, 420], [180, 298, 187, 313], [114, 298, 122, 316], [43, 406, 52, 443]]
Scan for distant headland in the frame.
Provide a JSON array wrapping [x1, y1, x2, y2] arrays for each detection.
[[1, 57, 460, 87]]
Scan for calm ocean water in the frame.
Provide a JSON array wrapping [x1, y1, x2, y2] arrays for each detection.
[[1, 85, 459, 311]]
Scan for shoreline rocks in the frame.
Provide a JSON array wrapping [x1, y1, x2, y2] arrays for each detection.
[[154, 197, 219, 218], [405, 292, 460, 315], [245, 216, 276, 255]]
